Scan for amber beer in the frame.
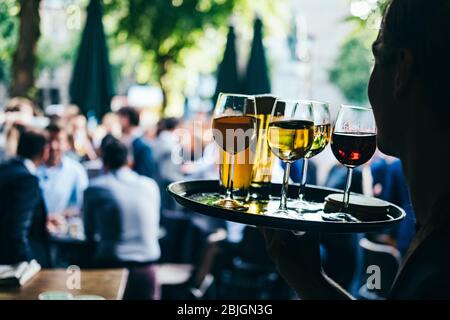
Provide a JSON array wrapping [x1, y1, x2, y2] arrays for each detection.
[[249, 95, 277, 199], [219, 147, 254, 199], [213, 113, 256, 200]]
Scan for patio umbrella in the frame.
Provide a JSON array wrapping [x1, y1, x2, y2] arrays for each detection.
[[243, 17, 271, 95], [213, 25, 241, 105], [69, 0, 114, 120]]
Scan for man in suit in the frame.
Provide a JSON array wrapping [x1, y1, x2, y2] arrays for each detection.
[[0, 128, 51, 266], [117, 107, 157, 180], [83, 136, 161, 266]]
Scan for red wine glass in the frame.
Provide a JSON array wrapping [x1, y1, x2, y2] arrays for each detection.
[[327, 105, 377, 221]]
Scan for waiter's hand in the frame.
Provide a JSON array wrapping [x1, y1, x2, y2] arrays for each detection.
[[259, 228, 353, 300], [260, 228, 322, 284]]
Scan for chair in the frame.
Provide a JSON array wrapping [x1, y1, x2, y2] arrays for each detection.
[[123, 265, 159, 300], [357, 237, 402, 300], [153, 228, 227, 299]]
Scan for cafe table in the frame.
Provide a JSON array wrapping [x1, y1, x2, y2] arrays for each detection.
[[0, 269, 128, 300]]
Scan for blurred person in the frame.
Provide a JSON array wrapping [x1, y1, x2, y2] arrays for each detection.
[[154, 117, 183, 182], [152, 117, 185, 213], [62, 104, 80, 122], [0, 128, 53, 266], [67, 114, 97, 161], [101, 112, 122, 137], [91, 112, 122, 150], [1, 97, 37, 160], [178, 115, 218, 180], [4, 97, 36, 121], [262, 0, 450, 299], [83, 136, 161, 266], [117, 107, 156, 179], [37, 123, 88, 221], [0, 123, 22, 162]]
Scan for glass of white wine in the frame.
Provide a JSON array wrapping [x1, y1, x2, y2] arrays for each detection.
[[267, 99, 314, 216], [294, 100, 331, 214]]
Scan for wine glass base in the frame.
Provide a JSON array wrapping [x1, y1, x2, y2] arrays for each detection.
[[321, 212, 360, 223], [290, 200, 324, 213], [265, 208, 299, 219], [213, 198, 248, 211]]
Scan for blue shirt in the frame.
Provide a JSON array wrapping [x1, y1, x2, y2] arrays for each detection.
[[38, 156, 88, 214]]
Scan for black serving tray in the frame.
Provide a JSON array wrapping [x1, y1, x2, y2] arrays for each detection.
[[167, 180, 406, 233]]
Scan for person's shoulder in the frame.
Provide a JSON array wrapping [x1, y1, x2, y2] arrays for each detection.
[[0, 159, 35, 180], [85, 176, 114, 197], [133, 136, 153, 150], [63, 156, 88, 176], [63, 156, 85, 170], [137, 174, 159, 192], [388, 159, 403, 173], [88, 174, 110, 188]]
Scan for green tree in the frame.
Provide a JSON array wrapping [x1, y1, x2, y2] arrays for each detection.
[[10, 0, 41, 98], [0, 0, 19, 85], [329, 29, 375, 105], [37, 33, 79, 77], [105, 0, 236, 115], [329, 0, 388, 105]]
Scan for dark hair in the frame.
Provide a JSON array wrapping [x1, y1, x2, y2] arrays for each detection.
[[117, 106, 140, 126], [100, 135, 128, 170], [156, 117, 180, 136], [100, 133, 117, 150], [17, 128, 48, 160], [46, 122, 65, 135], [374, 0, 450, 114]]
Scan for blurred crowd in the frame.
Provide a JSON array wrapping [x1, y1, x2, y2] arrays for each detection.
[[0, 97, 416, 299]]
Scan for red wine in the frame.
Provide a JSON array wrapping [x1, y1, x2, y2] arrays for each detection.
[[331, 132, 376, 167]]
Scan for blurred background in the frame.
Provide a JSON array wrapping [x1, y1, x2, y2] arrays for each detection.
[[1, 0, 414, 300], [0, 0, 383, 117]]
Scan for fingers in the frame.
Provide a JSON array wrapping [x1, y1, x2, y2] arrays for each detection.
[[259, 227, 320, 256]]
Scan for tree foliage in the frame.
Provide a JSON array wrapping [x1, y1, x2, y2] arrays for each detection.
[[105, 0, 236, 113], [329, 29, 375, 104], [0, 0, 19, 85], [329, 0, 388, 105]]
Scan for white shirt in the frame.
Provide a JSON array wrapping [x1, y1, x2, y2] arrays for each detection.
[[86, 167, 161, 262]]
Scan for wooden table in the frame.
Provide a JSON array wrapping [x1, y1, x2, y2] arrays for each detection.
[[0, 269, 128, 300]]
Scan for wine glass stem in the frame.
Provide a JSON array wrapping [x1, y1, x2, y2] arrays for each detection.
[[343, 167, 353, 210], [225, 153, 235, 201], [280, 162, 291, 211], [298, 158, 309, 202]]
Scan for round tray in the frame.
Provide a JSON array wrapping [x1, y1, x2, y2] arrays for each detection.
[[167, 180, 406, 233]]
